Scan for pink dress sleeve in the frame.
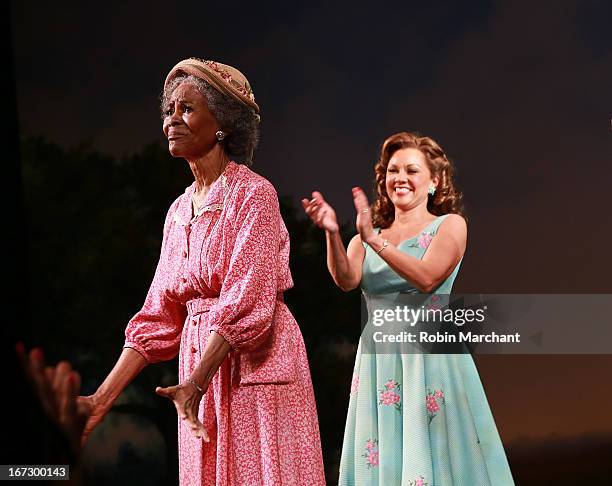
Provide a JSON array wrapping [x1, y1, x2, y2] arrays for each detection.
[[123, 199, 187, 363], [207, 181, 281, 350]]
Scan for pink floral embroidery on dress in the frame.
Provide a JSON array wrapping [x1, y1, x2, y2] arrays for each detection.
[[350, 373, 360, 394], [426, 294, 442, 311], [407, 228, 439, 250], [379, 379, 401, 411], [363, 439, 379, 468], [417, 232, 433, 248], [426, 389, 446, 423], [408, 476, 428, 486]]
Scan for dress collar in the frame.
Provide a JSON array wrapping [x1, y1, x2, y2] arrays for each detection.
[[174, 161, 239, 226]]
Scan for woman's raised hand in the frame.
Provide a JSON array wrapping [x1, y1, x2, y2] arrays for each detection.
[[16, 344, 91, 455], [301, 191, 340, 233], [352, 187, 375, 244], [156, 382, 209, 441]]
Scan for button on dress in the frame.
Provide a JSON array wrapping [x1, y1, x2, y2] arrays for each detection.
[[123, 161, 325, 485]]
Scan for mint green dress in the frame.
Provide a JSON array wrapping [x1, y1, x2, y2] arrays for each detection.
[[338, 214, 514, 486]]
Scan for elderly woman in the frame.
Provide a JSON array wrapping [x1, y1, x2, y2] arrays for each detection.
[[80, 58, 325, 485], [302, 132, 514, 485]]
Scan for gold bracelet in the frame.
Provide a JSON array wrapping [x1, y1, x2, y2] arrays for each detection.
[[186, 379, 204, 394], [375, 239, 389, 254]]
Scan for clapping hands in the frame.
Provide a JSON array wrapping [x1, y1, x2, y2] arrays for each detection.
[[302, 188, 376, 244]]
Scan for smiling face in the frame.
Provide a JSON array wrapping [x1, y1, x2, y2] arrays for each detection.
[[385, 147, 438, 210], [162, 82, 220, 159]]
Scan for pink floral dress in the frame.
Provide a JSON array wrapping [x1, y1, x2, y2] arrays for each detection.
[[124, 161, 325, 485]]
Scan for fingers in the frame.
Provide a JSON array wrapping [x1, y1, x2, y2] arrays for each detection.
[[70, 371, 82, 396], [45, 366, 55, 384], [80, 423, 92, 447], [174, 402, 187, 420], [21, 347, 87, 451], [155, 385, 177, 399], [352, 187, 370, 212], [176, 385, 199, 422], [81, 410, 98, 447], [53, 362, 73, 425], [28, 348, 58, 418], [302, 200, 321, 223], [157, 385, 188, 420], [29, 348, 45, 381], [182, 402, 208, 441], [302, 194, 320, 215], [58, 371, 76, 428], [183, 396, 208, 442], [302, 191, 337, 230], [77, 395, 99, 447], [53, 361, 72, 394], [159, 384, 209, 441], [312, 191, 325, 201], [191, 418, 209, 442], [76, 395, 93, 418], [313, 206, 327, 225], [301, 191, 325, 210]]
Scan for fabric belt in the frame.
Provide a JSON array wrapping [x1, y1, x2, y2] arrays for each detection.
[[186, 292, 285, 317]]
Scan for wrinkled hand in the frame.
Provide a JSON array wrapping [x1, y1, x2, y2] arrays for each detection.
[[78, 393, 113, 446], [156, 383, 209, 441], [16, 344, 90, 456], [301, 191, 340, 233], [352, 187, 376, 243]]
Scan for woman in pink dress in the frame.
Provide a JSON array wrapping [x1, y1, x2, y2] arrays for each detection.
[[78, 58, 326, 485]]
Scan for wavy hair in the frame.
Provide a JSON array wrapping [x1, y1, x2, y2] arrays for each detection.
[[371, 131, 466, 228]]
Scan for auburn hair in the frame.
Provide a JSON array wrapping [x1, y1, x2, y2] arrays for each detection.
[[371, 131, 466, 229]]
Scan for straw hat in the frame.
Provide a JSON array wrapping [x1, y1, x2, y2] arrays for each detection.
[[164, 57, 259, 114]]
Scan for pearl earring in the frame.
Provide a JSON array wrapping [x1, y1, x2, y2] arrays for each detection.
[[216, 130, 226, 141]]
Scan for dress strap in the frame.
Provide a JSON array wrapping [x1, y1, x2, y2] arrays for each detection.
[[428, 214, 451, 234]]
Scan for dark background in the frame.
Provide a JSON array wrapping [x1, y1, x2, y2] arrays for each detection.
[[7, 0, 612, 484]]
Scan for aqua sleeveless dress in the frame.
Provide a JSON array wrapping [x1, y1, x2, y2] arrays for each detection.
[[338, 214, 515, 486]]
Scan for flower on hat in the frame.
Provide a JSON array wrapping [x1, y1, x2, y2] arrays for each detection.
[[201, 59, 255, 102]]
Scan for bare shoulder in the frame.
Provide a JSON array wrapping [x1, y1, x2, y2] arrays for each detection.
[[441, 213, 467, 230], [347, 233, 366, 268], [438, 214, 468, 240], [348, 233, 367, 250], [349, 233, 363, 245]]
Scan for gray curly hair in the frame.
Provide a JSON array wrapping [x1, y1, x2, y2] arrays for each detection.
[[161, 74, 260, 164]]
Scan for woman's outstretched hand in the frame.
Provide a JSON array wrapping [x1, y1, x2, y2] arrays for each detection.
[[301, 191, 340, 233], [78, 393, 113, 446], [352, 187, 376, 244], [156, 383, 209, 441]]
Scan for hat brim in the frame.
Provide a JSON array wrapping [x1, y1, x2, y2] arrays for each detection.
[[164, 59, 260, 113]]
